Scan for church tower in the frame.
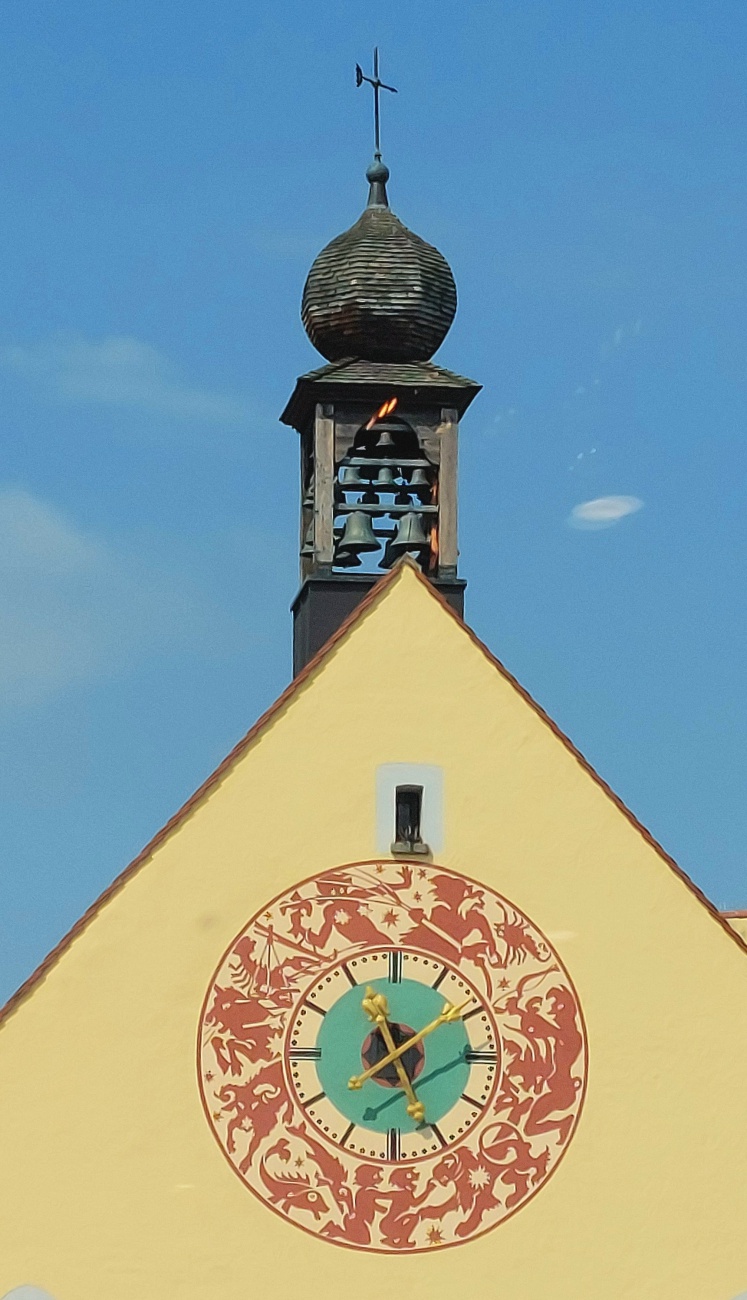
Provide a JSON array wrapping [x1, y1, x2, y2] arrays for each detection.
[[283, 54, 479, 672]]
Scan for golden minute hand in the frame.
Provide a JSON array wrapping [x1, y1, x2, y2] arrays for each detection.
[[349, 996, 472, 1091], [362, 987, 425, 1124]]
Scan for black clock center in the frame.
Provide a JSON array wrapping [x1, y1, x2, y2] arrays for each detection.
[[360, 1021, 426, 1089]]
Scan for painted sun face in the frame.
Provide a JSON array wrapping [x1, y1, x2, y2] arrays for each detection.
[[198, 862, 587, 1253]]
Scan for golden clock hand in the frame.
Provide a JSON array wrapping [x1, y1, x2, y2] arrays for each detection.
[[362, 987, 426, 1124], [349, 996, 473, 1091]]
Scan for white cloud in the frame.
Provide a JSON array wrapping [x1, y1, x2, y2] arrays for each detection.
[[0, 487, 233, 706], [0, 333, 249, 424], [568, 495, 643, 530]]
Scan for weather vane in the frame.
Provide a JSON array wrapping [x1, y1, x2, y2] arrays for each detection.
[[355, 47, 397, 157]]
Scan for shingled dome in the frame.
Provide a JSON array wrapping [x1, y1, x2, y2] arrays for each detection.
[[301, 157, 457, 363]]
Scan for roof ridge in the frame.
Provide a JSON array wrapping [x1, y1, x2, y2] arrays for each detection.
[[2, 558, 742, 1024]]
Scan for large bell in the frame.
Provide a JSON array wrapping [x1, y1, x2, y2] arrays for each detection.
[[336, 510, 380, 558], [382, 512, 429, 567]]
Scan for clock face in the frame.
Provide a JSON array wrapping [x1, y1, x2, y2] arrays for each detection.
[[198, 862, 587, 1253]]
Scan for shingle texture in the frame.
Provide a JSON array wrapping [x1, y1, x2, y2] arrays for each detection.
[[298, 358, 477, 388], [301, 205, 457, 363]]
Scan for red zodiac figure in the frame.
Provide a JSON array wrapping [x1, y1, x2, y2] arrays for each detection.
[[501, 981, 583, 1144], [280, 886, 390, 955], [321, 1165, 386, 1245], [401, 874, 495, 972], [378, 1168, 432, 1249], [258, 1140, 328, 1220], [215, 1060, 292, 1171], [205, 985, 279, 1073], [496, 905, 550, 966], [287, 1121, 354, 1220]]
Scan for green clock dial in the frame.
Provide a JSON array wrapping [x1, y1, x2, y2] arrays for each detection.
[[285, 948, 498, 1161]]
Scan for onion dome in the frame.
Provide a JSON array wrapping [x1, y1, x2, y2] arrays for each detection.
[[301, 156, 457, 363]]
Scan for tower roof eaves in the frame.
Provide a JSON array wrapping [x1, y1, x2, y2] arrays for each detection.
[[280, 359, 481, 431]]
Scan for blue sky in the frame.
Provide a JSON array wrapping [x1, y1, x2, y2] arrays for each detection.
[[0, 0, 745, 1003]]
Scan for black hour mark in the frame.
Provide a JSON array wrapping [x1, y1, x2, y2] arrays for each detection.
[[431, 966, 449, 991], [465, 1050, 497, 1064], [387, 1128, 401, 1161], [288, 1048, 322, 1061], [340, 1123, 356, 1148], [461, 1005, 484, 1022], [305, 1000, 326, 1016], [461, 1093, 485, 1110], [304, 1091, 326, 1108], [429, 1123, 448, 1148], [341, 963, 358, 987], [388, 951, 403, 984]]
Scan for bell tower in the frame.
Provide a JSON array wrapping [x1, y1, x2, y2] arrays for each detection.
[[281, 54, 480, 675]]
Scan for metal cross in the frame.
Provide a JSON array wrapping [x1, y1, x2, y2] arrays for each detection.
[[355, 47, 397, 156]]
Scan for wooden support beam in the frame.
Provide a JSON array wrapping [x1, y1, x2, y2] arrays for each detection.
[[313, 403, 335, 570], [437, 406, 459, 576]]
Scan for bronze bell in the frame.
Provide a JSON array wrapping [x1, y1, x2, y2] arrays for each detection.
[[336, 510, 380, 557], [375, 427, 396, 451], [409, 467, 432, 502], [340, 464, 365, 487], [376, 465, 396, 487], [382, 512, 429, 567]]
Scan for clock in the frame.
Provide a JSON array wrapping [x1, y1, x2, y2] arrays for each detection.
[[198, 861, 587, 1253]]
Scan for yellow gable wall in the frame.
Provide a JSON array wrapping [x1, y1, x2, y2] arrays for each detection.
[[0, 564, 745, 1300]]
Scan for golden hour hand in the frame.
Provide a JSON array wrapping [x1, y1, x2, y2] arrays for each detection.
[[349, 995, 473, 1092], [361, 987, 426, 1123]]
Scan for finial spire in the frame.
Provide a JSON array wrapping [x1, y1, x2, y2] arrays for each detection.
[[356, 48, 397, 207]]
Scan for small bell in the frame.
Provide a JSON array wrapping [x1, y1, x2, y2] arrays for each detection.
[[375, 465, 396, 488], [410, 467, 431, 489], [375, 427, 396, 452], [340, 464, 365, 487]]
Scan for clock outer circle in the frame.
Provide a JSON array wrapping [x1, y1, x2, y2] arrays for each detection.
[[198, 861, 588, 1253]]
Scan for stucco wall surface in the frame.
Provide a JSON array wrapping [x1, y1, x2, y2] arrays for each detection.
[[0, 565, 745, 1300]]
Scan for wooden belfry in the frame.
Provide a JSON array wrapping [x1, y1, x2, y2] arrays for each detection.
[[281, 52, 480, 674]]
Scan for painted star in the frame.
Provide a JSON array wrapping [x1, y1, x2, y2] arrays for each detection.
[[426, 1226, 443, 1245], [375, 864, 385, 874], [469, 1166, 490, 1189], [498, 978, 510, 989], [413, 892, 422, 902], [204, 1070, 214, 1082], [295, 1156, 305, 1168], [417, 868, 427, 879], [382, 909, 398, 928], [264, 911, 273, 920], [212, 1111, 222, 1121]]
